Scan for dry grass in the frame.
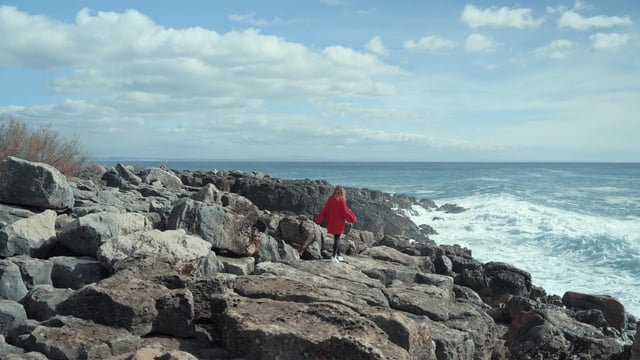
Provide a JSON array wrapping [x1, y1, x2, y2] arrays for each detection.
[[0, 117, 89, 177]]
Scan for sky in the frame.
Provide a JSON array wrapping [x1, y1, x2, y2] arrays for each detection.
[[0, 1, 639, 162]]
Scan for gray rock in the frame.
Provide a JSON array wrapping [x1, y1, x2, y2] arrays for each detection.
[[255, 260, 389, 308], [0, 156, 74, 210], [190, 183, 220, 204], [58, 272, 195, 337], [0, 204, 35, 231], [366, 309, 437, 358], [167, 198, 261, 256], [11, 256, 53, 289], [2, 352, 48, 360], [277, 215, 318, 255], [362, 245, 434, 273], [219, 296, 410, 359], [0, 260, 28, 301], [0, 334, 25, 355], [97, 229, 212, 272], [255, 234, 300, 263], [140, 167, 183, 189], [115, 163, 142, 185], [57, 211, 151, 257], [110, 347, 199, 360], [50, 256, 103, 290], [15, 315, 140, 360], [0, 300, 27, 336], [0, 210, 57, 257], [218, 256, 255, 275], [429, 319, 476, 360], [21, 285, 75, 321]]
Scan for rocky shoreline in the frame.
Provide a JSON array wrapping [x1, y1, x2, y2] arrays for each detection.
[[0, 156, 638, 359]]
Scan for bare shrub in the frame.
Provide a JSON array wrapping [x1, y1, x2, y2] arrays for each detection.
[[0, 117, 89, 177]]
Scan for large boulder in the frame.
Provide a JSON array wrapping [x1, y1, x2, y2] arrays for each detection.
[[50, 256, 104, 290], [14, 315, 140, 360], [0, 260, 28, 301], [276, 215, 319, 255], [218, 296, 410, 359], [505, 309, 627, 359], [167, 198, 261, 256], [57, 211, 151, 257], [140, 167, 183, 189], [0, 300, 27, 336], [254, 233, 301, 264], [21, 285, 75, 321], [0, 210, 57, 257], [58, 271, 195, 337], [0, 156, 74, 210], [97, 229, 212, 272], [562, 291, 627, 331], [11, 256, 53, 290]]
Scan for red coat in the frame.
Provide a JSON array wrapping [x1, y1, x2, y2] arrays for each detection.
[[315, 196, 357, 235]]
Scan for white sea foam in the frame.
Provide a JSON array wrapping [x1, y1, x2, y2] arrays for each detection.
[[409, 194, 640, 316]]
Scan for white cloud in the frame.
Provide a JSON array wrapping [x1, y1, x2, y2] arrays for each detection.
[[228, 13, 285, 27], [558, 10, 632, 31], [461, 4, 543, 29], [404, 36, 457, 51], [465, 34, 501, 53], [590, 33, 631, 50], [573, 0, 591, 11], [0, 6, 402, 105], [365, 36, 387, 55], [534, 39, 574, 59]]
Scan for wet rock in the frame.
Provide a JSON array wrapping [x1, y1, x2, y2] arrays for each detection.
[[631, 321, 640, 360], [562, 291, 627, 331], [437, 203, 466, 214]]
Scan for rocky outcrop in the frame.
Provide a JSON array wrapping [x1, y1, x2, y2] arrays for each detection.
[[0, 157, 636, 360]]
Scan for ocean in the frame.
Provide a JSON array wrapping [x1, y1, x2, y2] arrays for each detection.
[[101, 161, 640, 316]]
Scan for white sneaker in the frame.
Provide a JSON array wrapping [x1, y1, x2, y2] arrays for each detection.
[[331, 256, 340, 264], [337, 256, 344, 262]]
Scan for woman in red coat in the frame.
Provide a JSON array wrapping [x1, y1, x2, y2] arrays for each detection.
[[315, 185, 357, 263]]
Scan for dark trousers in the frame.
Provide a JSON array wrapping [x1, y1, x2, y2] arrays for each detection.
[[332, 234, 341, 257]]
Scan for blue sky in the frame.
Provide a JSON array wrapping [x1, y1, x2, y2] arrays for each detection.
[[1, 1, 638, 161]]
